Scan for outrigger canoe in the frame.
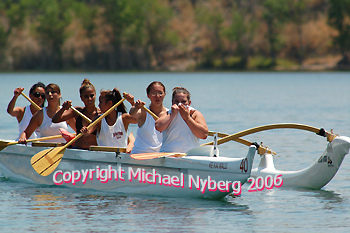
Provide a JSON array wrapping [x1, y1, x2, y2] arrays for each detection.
[[0, 142, 256, 199], [0, 123, 348, 198]]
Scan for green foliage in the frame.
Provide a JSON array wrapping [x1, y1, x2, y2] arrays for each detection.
[[143, 0, 178, 48], [101, 0, 138, 43], [328, 0, 350, 61], [262, 0, 290, 65], [0, 0, 348, 70], [195, 4, 224, 53], [222, 2, 257, 69], [133, 0, 178, 67], [71, 1, 98, 37], [0, 26, 6, 49], [276, 58, 298, 68], [248, 56, 274, 70]]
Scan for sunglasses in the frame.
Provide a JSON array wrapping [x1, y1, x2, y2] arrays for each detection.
[[32, 92, 46, 99]]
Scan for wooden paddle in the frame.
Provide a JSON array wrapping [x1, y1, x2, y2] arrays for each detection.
[[141, 104, 275, 155], [142, 105, 158, 120], [31, 97, 126, 176], [89, 146, 126, 153], [0, 134, 75, 151], [22, 93, 90, 124], [21, 92, 41, 111], [202, 123, 336, 146], [131, 152, 186, 160], [70, 106, 92, 123]]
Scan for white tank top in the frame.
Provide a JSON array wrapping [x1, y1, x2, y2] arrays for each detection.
[[97, 111, 127, 147], [39, 107, 68, 143], [160, 106, 199, 153], [17, 105, 40, 140], [131, 108, 163, 154]]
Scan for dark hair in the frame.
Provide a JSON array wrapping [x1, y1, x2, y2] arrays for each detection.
[[146, 81, 166, 94], [45, 83, 61, 94], [29, 82, 45, 95], [100, 88, 127, 113], [172, 87, 190, 101], [45, 83, 61, 105], [30, 82, 46, 107], [80, 79, 95, 95]]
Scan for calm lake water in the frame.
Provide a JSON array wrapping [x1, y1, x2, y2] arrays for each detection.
[[0, 72, 349, 232]]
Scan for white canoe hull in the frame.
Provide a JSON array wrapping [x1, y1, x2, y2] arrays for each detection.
[[0, 144, 256, 199], [250, 136, 350, 189]]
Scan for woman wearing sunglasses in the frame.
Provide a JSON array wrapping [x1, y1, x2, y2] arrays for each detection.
[[19, 83, 76, 144], [52, 79, 101, 149], [7, 82, 46, 140]]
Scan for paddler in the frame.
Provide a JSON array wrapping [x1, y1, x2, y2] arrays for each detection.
[[155, 87, 208, 153], [7, 82, 46, 140], [80, 88, 137, 153], [129, 81, 168, 154], [18, 83, 76, 144], [52, 79, 101, 149]]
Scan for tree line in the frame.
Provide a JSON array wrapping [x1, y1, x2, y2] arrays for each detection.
[[0, 0, 349, 71]]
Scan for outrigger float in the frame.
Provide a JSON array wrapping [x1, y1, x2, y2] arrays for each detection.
[[206, 124, 350, 190]]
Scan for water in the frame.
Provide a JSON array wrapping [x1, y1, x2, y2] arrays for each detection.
[[0, 72, 349, 232]]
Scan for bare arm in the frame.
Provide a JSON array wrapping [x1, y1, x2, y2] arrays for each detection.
[[7, 87, 25, 122], [122, 113, 137, 132], [18, 110, 43, 143], [155, 105, 177, 132], [179, 106, 208, 139], [126, 132, 135, 153], [129, 100, 146, 127], [52, 101, 75, 123]]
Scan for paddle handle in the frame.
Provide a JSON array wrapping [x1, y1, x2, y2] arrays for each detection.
[[65, 98, 126, 148], [71, 106, 92, 123], [21, 92, 41, 111], [142, 106, 159, 120], [8, 134, 76, 146], [26, 134, 76, 143]]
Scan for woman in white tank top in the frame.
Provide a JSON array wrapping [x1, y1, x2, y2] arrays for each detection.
[[7, 82, 46, 140], [81, 88, 137, 151], [18, 83, 76, 144], [129, 81, 168, 154], [155, 87, 208, 153]]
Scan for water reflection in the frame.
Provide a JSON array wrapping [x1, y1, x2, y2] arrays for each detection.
[[31, 193, 64, 210]]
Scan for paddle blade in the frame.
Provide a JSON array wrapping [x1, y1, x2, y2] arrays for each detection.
[[0, 141, 18, 151], [31, 147, 66, 176]]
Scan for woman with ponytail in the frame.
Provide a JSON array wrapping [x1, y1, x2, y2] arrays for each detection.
[[52, 79, 101, 149], [81, 88, 137, 153]]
